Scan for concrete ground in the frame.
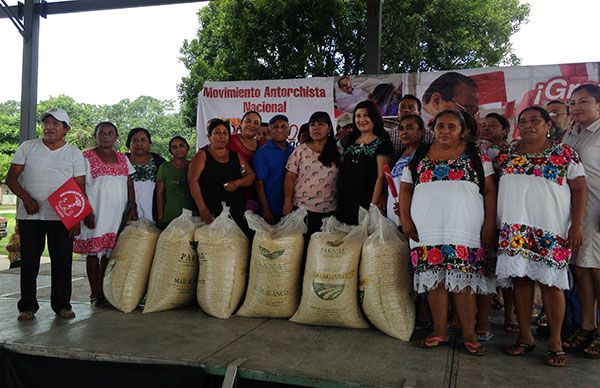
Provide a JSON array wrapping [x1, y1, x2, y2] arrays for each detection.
[[1, 262, 599, 387]]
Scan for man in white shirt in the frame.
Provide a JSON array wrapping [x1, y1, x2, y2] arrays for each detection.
[[6, 108, 86, 321]]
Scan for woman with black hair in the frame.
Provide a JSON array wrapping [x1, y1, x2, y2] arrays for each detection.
[[562, 84, 600, 358], [75, 122, 137, 307], [481, 113, 511, 148], [283, 112, 341, 235], [155, 136, 196, 229], [399, 109, 497, 355], [126, 127, 165, 221], [386, 114, 425, 227], [229, 110, 262, 212], [496, 106, 586, 367], [188, 119, 256, 236], [337, 100, 394, 225]]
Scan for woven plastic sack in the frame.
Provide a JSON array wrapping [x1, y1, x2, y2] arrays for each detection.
[[195, 205, 249, 319], [237, 208, 307, 318], [144, 209, 203, 313], [103, 220, 161, 313], [290, 208, 369, 329], [360, 204, 415, 341]]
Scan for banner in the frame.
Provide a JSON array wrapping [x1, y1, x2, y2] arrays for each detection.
[[335, 62, 600, 140], [196, 62, 599, 146], [47, 177, 93, 230], [196, 77, 334, 149]]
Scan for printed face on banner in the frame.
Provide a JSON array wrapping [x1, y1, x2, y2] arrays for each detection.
[[546, 102, 570, 129]]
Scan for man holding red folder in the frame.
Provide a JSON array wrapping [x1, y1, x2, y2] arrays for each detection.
[[6, 108, 86, 321]]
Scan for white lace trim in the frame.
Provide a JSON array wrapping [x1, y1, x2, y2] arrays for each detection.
[[414, 269, 496, 295], [496, 277, 513, 289], [496, 253, 569, 290]]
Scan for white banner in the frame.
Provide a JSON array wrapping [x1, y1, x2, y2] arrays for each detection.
[[196, 77, 334, 149]]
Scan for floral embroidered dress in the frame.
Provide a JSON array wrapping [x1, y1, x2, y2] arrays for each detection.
[[74, 150, 134, 256], [401, 152, 496, 294], [495, 142, 585, 289]]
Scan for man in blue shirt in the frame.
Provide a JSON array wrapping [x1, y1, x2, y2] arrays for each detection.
[[253, 114, 294, 224]]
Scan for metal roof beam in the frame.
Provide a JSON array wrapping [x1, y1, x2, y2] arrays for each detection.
[[0, 0, 205, 19]]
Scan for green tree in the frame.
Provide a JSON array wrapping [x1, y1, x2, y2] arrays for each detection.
[[178, 0, 529, 126], [0, 102, 20, 180]]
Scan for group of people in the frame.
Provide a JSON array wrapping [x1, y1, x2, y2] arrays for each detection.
[[392, 84, 599, 368], [6, 83, 600, 369]]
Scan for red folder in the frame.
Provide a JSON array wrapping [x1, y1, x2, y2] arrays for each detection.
[[47, 177, 92, 229], [383, 164, 398, 199]]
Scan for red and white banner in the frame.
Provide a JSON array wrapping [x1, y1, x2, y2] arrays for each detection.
[[196, 77, 334, 149], [338, 62, 599, 139], [47, 178, 93, 230], [197, 62, 599, 146]]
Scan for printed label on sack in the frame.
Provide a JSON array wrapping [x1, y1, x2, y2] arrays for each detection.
[[259, 245, 285, 260]]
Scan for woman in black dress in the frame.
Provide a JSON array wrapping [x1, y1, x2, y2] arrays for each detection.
[[337, 100, 394, 224], [188, 119, 255, 235]]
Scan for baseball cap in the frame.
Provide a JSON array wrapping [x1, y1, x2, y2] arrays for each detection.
[[336, 112, 353, 128], [268, 114, 289, 125], [40, 108, 70, 127]]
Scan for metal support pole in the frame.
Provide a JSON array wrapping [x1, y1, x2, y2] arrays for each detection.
[[365, 0, 382, 75], [19, 0, 41, 142]]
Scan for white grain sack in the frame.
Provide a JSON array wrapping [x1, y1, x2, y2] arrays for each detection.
[[103, 220, 161, 313], [360, 205, 415, 341], [144, 210, 203, 313], [290, 209, 369, 329], [195, 205, 249, 319], [237, 208, 307, 318]]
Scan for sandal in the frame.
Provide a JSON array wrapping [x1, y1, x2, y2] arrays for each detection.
[[563, 328, 596, 352], [464, 341, 487, 356], [547, 351, 567, 367], [535, 313, 548, 327], [417, 336, 449, 349], [476, 330, 494, 342], [506, 341, 535, 356], [504, 322, 519, 333], [583, 334, 600, 359]]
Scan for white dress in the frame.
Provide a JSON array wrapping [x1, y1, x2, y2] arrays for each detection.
[[401, 152, 496, 294], [74, 150, 134, 256], [495, 143, 585, 289], [563, 118, 600, 268]]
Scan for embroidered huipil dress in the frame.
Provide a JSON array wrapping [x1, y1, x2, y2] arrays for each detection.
[[401, 152, 496, 294], [495, 143, 585, 289], [74, 150, 134, 256]]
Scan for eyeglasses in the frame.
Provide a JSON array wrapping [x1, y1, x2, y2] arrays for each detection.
[[549, 112, 568, 117], [449, 98, 479, 117]]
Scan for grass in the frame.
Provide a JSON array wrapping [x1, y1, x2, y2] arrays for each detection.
[[0, 204, 49, 257]]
